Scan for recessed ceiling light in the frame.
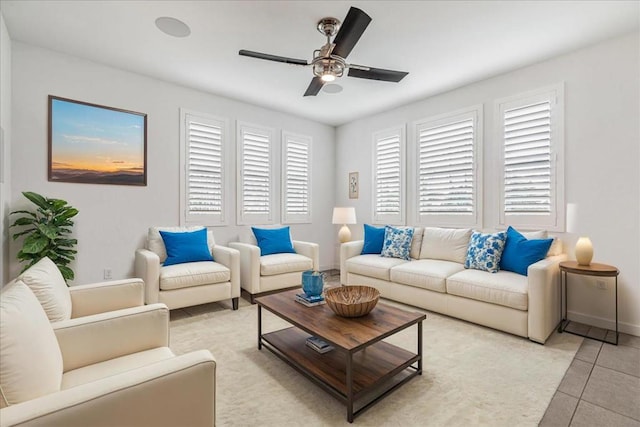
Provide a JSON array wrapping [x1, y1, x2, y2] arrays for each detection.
[[323, 84, 343, 94], [155, 17, 191, 38]]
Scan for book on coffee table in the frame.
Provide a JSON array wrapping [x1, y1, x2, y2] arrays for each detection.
[[295, 293, 326, 307], [305, 336, 334, 354]]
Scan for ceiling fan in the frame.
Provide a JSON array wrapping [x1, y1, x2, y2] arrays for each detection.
[[239, 7, 409, 97]]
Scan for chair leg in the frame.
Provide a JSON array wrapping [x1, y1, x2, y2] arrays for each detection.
[[232, 297, 239, 310]]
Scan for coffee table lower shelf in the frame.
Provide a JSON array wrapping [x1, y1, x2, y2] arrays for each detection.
[[261, 327, 420, 422]]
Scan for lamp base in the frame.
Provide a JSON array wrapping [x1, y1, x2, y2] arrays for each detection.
[[338, 225, 351, 243], [575, 237, 593, 266]]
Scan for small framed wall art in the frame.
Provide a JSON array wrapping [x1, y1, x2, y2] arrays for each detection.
[[48, 96, 147, 186], [349, 171, 359, 199]]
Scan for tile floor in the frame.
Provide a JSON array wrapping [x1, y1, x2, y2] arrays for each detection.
[[540, 328, 640, 427]]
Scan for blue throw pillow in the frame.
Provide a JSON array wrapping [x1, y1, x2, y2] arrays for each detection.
[[381, 226, 414, 261], [465, 231, 507, 273], [252, 226, 296, 256], [361, 224, 385, 254], [159, 228, 214, 267], [500, 226, 554, 276]]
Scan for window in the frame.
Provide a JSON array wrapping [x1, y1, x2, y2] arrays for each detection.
[[372, 126, 405, 225], [496, 84, 564, 231], [180, 109, 229, 226], [282, 131, 312, 224], [237, 122, 275, 225], [412, 106, 482, 228]]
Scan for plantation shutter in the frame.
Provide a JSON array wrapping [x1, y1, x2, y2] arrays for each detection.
[[414, 108, 480, 227], [282, 132, 311, 223], [373, 127, 405, 225], [497, 85, 564, 230], [503, 101, 551, 214], [238, 123, 274, 224], [183, 112, 227, 225]]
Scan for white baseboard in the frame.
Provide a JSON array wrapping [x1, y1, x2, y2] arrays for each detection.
[[568, 310, 640, 337]]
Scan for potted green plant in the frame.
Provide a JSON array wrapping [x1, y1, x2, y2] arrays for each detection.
[[10, 191, 78, 282]]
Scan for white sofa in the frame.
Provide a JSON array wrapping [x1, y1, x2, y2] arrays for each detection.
[[341, 227, 566, 344]]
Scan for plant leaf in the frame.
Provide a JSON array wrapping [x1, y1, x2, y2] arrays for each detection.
[[10, 217, 36, 227], [37, 223, 59, 240], [22, 192, 49, 210], [10, 210, 37, 218], [59, 208, 79, 219], [58, 265, 74, 282], [22, 235, 50, 254]]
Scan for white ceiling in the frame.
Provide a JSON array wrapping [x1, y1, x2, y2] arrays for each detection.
[[2, 1, 638, 126]]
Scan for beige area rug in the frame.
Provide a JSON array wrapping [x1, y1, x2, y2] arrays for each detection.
[[169, 296, 582, 427]]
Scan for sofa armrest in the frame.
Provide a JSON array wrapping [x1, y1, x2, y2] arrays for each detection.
[[135, 248, 161, 305], [212, 245, 241, 298], [228, 242, 261, 294], [340, 240, 364, 284], [53, 304, 169, 372], [69, 278, 144, 318], [293, 240, 320, 271], [527, 254, 568, 343], [0, 350, 215, 427]]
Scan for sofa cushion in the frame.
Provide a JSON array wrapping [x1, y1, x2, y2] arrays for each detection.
[[148, 226, 215, 263], [260, 253, 312, 276], [446, 269, 528, 310], [500, 226, 553, 276], [464, 231, 507, 273], [345, 255, 409, 281], [410, 227, 423, 260], [390, 259, 464, 293], [19, 256, 72, 322], [62, 347, 175, 390], [0, 281, 63, 406], [160, 228, 214, 266], [160, 261, 230, 290], [381, 226, 414, 260], [419, 227, 472, 264], [361, 224, 385, 255]]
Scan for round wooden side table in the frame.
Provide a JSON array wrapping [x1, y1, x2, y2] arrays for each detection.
[[558, 261, 619, 345]]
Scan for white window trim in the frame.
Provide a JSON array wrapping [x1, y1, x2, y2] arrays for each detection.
[[281, 131, 312, 224], [371, 125, 406, 226], [409, 105, 483, 229], [236, 121, 276, 225], [495, 83, 565, 232], [179, 108, 231, 226]]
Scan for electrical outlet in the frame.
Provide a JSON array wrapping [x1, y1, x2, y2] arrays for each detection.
[[103, 269, 112, 280], [596, 280, 607, 290]]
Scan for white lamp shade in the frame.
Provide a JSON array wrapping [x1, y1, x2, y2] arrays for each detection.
[[332, 207, 356, 225]]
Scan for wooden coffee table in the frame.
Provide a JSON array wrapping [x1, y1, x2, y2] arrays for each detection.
[[255, 289, 426, 423]]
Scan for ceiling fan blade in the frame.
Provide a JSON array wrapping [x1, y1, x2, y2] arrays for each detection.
[[239, 50, 308, 66], [348, 67, 409, 82], [303, 77, 324, 97], [332, 7, 372, 59]]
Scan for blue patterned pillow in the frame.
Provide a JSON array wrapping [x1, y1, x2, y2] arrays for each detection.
[[381, 226, 414, 260], [464, 231, 507, 273]]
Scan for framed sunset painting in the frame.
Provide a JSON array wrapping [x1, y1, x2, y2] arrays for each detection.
[[48, 96, 147, 186]]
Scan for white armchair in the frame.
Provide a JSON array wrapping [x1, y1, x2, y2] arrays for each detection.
[[229, 231, 319, 303], [0, 280, 216, 427], [135, 226, 240, 310]]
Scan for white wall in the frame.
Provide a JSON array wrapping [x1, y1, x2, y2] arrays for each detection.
[[10, 42, 336, 283], [0, 13, 11, 284], [335, 33, 640, 336]]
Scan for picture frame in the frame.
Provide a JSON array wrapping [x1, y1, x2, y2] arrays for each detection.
[[48, 95, 147, 186], [349, 171, 359, 199]]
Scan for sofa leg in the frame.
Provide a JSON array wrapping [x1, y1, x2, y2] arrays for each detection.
[[232, 297, 239, 310]]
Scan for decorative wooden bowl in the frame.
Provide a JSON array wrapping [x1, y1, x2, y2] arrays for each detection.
[[324, 285, 380, 318]]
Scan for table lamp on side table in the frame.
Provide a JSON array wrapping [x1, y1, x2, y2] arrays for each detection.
[[332, 207, 357, 243], [567, 203, 593, 265]]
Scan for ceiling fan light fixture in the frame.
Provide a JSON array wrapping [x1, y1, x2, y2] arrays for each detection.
[[320, 72, 336, 82]]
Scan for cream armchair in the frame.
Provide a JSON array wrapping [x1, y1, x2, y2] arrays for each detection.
[[135, 226, 240, 310], [0, 280, 216, 427], [229, 231, 319, 303], [18, 256, 144, 323]]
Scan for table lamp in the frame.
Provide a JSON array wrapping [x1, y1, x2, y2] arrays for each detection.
[[566, 203, 593, 266], [332, 207, 357, 243]]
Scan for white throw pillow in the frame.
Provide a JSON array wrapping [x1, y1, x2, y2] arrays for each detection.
[[420, 227, 472, 264], [147, 226, 215, 263], [410, 227, 424, 259], [519, 229, 562, 257], [0, 281, 63, 406], [19, 257, 72, 322]]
